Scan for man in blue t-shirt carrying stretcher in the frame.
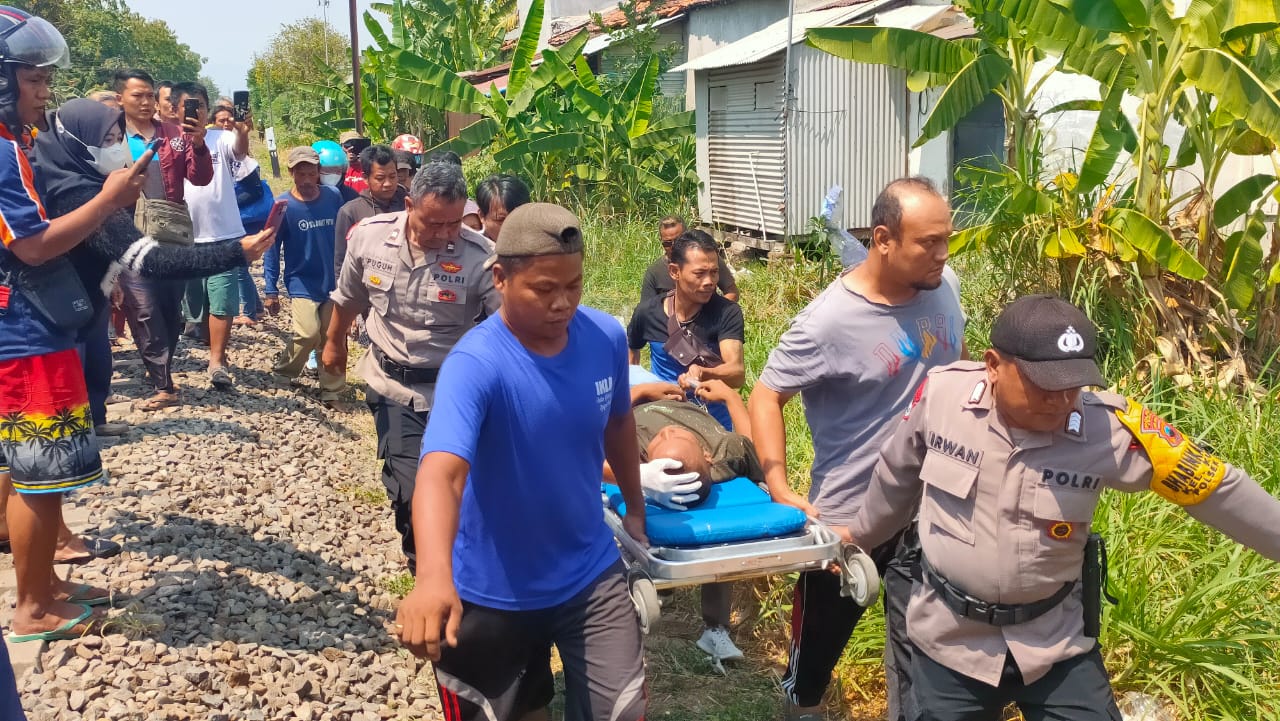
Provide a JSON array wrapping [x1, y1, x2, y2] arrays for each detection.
[[395, 203, 649, 721]]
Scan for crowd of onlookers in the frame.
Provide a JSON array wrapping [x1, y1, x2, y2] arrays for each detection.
[[0, 6, 543, 710]]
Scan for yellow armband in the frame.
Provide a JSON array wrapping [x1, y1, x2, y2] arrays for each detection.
[[1115, 399, 1225, 506]]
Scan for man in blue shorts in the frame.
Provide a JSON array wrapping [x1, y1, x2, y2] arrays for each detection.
[[395, 203, 648, 721]]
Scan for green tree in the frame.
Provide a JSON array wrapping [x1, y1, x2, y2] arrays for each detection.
[[18, 0, 204, 95], [247, 18, 349, 141], [384, 0, 695, 211]]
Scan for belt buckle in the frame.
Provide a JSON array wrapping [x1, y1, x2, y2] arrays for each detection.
[[965, 597, 991, 622]]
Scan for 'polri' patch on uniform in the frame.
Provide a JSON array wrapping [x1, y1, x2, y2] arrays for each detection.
[[1116, 398, 1225, 506]]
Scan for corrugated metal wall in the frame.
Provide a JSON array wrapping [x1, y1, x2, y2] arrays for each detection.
[[599, 24, 689, 100], [788, 44, 909, 234], [706, 54, 787, 237]]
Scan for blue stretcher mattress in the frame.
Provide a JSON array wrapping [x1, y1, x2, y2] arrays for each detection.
[[603, 477, 808, 547]]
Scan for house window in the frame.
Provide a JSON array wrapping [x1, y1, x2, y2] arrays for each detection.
[[754, 81, 777, 110], [709, 85, 728, 111]]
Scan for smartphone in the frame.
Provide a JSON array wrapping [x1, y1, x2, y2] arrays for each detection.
[[183, 98, 200, 123], [130, 137, 164, 176], [264, 199, 289, 234], [233, 91, 250, 122]]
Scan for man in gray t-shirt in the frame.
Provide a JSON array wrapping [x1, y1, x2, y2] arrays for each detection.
[[749, 177, 964, 721]]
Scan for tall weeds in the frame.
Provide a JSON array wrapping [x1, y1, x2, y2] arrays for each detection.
[[567, 195, 1280, 719]]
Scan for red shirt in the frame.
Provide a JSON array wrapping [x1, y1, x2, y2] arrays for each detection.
[[128, 122, 213, 202], [344, 160, 367, 195]]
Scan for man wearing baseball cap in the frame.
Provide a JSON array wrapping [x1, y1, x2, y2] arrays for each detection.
[[339, 130, 371, 194], [262, 146, 346, 403], [395, 202, 648, 721], [845, 294, 1280, 720]]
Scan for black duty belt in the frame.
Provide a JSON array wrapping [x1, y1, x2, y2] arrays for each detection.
[[372, 347, 439, 385], [921, 554, 1074, 627]]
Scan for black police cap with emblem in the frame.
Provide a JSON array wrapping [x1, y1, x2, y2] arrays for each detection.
[[990, 294, 1107, 392]]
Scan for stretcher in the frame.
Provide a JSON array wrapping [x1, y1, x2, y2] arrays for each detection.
[[602, 477, 879, 634]]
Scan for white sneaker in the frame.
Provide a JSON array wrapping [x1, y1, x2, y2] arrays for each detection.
[[696, 626, 744, 661]]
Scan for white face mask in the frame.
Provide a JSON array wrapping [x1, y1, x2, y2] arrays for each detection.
[[89, 142, 132, 174], [320, 173, 342, 186]]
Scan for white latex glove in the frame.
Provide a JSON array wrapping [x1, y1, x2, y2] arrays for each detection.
[[639, 458, 702, 511]]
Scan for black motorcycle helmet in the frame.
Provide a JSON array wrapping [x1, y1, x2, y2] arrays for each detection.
[[0, 6, 70, 131]]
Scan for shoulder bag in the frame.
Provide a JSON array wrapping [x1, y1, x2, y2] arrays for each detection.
[[662, 291, 723, 368]]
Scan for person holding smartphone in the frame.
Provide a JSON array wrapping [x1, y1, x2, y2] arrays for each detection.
[[0, 7, 149, 652], [114, 68, 214, 412], [172, 80, 253, 390]]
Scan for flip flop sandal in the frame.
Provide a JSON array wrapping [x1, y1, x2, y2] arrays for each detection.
[[209, 367, 235, 389], [57, 538, 122, 565], [63, 583, 111, 607], [7, 603, 98, 643], [136, 393, 181, 411]]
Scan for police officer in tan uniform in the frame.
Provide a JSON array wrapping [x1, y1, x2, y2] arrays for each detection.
[[848, 294, 1280, 720], [322, 161, 499, 574]]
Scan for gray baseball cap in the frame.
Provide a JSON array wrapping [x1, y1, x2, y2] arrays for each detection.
[[989, 294, 1106, 391], [485, 203, 583, 269], [286, 146, 320, 169]]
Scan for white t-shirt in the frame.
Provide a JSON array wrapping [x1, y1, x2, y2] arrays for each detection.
[[184, 128, 247, 242]]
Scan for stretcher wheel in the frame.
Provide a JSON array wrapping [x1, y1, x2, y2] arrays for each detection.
[[628, 571, 661, 635], [840, 545, 880, 607]]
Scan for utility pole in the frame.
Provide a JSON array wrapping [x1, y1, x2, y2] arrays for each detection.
[[319, 0, 332, 112], [349, 0, 364, 134], [319, 0, 331, 66]]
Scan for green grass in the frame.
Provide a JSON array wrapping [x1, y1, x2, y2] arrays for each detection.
[[577, 217, 1280, 720], [380, 572, 416, 599]]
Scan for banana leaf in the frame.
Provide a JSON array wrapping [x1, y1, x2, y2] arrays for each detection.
[[1107, 208, 1208, 280], [805, 25, 973, 74]]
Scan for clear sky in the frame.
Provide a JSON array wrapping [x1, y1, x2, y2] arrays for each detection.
[[122, 0, 384, 96]]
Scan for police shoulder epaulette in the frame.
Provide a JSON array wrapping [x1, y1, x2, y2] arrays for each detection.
[[1082, 389, 1126, 411], [931, 359, 984, 375], [460, 228, 495, 253], [357, 215, 398, 228]]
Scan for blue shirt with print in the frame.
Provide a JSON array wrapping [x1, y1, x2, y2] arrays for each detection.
[[420, 307, 630, 611], [0, 126, 66, 362], [262, 185, 342, 302]]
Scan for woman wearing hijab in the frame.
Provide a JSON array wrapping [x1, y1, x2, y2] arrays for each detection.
[[36, 99, 277, 314], [35, 100, 275, 432], [5, 100, 277, 605]]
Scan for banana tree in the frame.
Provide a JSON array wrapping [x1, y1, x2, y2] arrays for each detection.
[[379, 0, 695, 210], [806, 0, 1107, 180], [1039, 1, 1280, 266]]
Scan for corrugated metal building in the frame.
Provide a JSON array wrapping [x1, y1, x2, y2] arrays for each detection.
[[672, 1, 968, 245]]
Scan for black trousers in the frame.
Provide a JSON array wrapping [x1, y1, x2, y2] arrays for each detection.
[[914, 647, 1122, 721], [119, 271, 185, 392], [781, 527, 918, 721], [77, 308, 113, 427], [366, 387, 429, 574]]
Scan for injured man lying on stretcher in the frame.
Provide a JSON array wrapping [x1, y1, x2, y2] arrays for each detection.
[[602, 364, 764, 663]]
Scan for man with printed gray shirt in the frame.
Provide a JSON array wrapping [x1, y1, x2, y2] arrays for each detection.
[[848, 294, 1280, 720], [748, 177, 966, 721], [322, 161, 498, 574]]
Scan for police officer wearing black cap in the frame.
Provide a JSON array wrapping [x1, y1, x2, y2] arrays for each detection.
[[846, 294, 1280, 720]]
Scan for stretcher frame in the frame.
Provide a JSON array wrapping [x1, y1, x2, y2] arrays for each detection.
[[602, 500, 878, 633]]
